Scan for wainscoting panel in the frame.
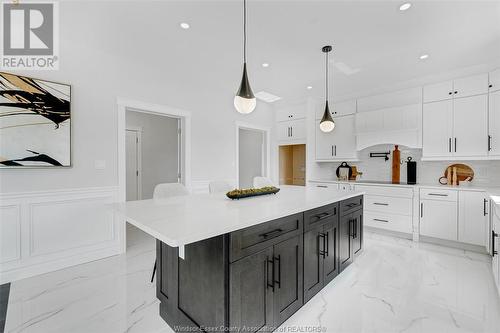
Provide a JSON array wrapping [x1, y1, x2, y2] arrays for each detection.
[[0, 186, 123, 284], [0, 204, 21, 264]]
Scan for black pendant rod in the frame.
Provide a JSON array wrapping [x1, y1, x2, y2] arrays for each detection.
[[243, 0, 247, 63]]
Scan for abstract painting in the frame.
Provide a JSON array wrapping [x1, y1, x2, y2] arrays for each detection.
[[0, 72, 71, 167]]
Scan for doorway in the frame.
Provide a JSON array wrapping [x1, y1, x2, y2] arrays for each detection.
[[279, 144, 306, 186], [236, 122, 271, 189], [125, 110, 180, 200]]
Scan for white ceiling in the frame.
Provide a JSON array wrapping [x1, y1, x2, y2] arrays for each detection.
[[65, 0, 500, 106]]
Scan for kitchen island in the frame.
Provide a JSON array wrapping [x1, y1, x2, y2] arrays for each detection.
[[114, 185, 364, 332]]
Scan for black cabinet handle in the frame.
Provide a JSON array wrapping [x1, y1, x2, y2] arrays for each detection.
[[373, 218, 389, 223], [454, 138, 457, 152], [353, 218, 358, 239], [484, 199, 488, 216], [335, 145, 337, 156], [260, 228, 283, 239], [448, 92, 452, 95], [490, 84, 493, 88], [316, 185, 328, 188], [420, 202, 423, 218], [454, 91, 458, 94], [266, 257, 275, 291], [488, 135, 492, 152], [314, 211, 335, 222], [325, 231, 330, 257], [449, 138, 452, 153], [373, 202, 389, 206], [318, 233, 326, 258], [331, 145, 334, 156], [291, 127, 293, 137], [428, 193, 448, 197], [492, 231, 498, 257], [274, 255, 281, 289]]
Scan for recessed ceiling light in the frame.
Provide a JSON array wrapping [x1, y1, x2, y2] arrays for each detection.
[[399, 3, 412, 11], [180, 22, 190, 29], [307, 86, 313, 90], [262, 63, 269, 68], [420, 54, 429, 60]]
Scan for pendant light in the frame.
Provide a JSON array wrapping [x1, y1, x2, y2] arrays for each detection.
[[234, 0, 256, 114], [319, 45, 335, 132]]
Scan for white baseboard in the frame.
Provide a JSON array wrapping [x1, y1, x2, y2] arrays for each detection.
[[0, 186, 124, 283]]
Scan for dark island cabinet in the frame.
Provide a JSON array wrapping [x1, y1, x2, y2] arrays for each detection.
[[303, 203, 340, 302], [156, 196, 362, 333]]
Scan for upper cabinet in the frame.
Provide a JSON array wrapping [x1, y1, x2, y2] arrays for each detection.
[[490, 68, 500, 92], [315, 115, 357, 161], [424, 74, 489, 103], [276, 104, 306, 122], [422, 74, 490, 160], [490, 90, 500, 158], [277, 103, 306, 144], [315, 100, 356, 119]]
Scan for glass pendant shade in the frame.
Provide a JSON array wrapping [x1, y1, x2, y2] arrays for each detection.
[[234, 63, 256, 114], [319, 100, 335, 132]]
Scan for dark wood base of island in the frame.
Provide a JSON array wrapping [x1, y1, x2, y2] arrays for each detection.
[[156, 196, 363, 332]]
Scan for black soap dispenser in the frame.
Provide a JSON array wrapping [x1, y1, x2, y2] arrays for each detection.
[[406, 157, 417, 185]]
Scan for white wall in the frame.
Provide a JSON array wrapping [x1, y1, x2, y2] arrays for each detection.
[[239, 129, 264, 188], [126, 111, 179, 199]]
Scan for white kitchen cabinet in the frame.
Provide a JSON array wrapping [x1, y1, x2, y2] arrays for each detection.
[[420, 199, 458, 241], [458, 191, 488, 247], [315, 100, 356, 119], [492, 205, 500, 294], [453, 73, 489, 98], [489, 90, 500, 157], [453, 95, 488, 157], [422, 100, 453, 158], [423, 80, 454, 103], [315, 115, 357, 161], [422, 94, 488, 160], [490, 68, 500, 93], [277, 119, 306, 143], [276, 104, 306, 122]]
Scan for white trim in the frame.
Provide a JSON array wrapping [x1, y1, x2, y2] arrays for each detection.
[[235, 121, 271, 188], [117, 97, 192, 202], [125, 128, 143, 200]]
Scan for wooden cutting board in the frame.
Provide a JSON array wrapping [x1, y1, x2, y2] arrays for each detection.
[[444, 163, 474, 182]]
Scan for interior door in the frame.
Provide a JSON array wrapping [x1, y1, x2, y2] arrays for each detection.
[[323, 221, 339, 285], [453, 95, 488, 157], [303, 226, 324, 302], [422, 100, 453, 157], [489, 90, 500, 156], [230, 248, 274, 333], [420, 200, 458, 241], [273, 235, 303, 327], [125, 130, 139, 201], [339, 214, 353, 272]]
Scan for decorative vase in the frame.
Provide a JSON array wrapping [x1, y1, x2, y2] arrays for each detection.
[[392, 145, 400, 184]]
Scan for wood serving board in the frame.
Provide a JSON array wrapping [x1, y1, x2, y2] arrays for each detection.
[[444, 163, 474, 182]]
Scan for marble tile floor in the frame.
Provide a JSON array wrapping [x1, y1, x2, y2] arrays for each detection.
[[4, 226, 500, 333]]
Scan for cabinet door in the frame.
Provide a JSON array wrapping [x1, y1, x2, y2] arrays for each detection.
[[303, 226, 324, 302], [290, 119, 306, 140], [489, 90, 500, 156], [315, 125, 335, 160], [423, 80, 453, 103], [323, 221, 340, 285], [453, 95, 488, 157], [277, 122, 291, 141], [422, 100, 453, 158], [339, 214, 353, 272], [420, 200, 458, 241], [490, 68, 500, 93], [459, 191, 488, 246], [230, 248, 274, 333], [273, 235, 303, 326], [352, 210, 363, 257], [453, 73, 489, 98], [334, 115, 357, 159]]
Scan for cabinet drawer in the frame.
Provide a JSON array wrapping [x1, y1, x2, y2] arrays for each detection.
[[354, 185, 414, 198], [420, 188, 457, 201], [304, 203, 338, 231], [230, 213, 303, 262], [365, 195, 412, 216], [309, 182, 338, 190], [364, 212, 412, 234], [340, 196, 363, 216]]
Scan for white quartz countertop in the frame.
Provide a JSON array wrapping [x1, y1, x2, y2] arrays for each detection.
[[113, 185, 364, 248]]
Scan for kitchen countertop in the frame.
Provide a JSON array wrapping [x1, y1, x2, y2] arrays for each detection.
[[113, 185, 364, 247], [309, 179, 500, 193]]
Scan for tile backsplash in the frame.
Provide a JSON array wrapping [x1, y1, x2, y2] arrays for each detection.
[[312, 144, 500, 187]]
